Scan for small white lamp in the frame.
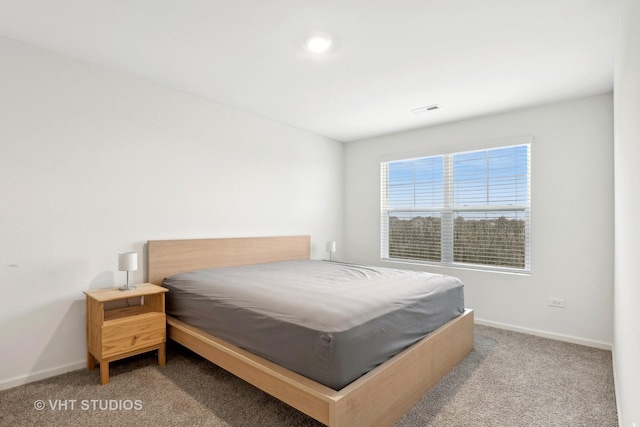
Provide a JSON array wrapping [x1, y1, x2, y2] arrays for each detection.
[[326, 241, 337, 261], [118, 252, 138, 291]]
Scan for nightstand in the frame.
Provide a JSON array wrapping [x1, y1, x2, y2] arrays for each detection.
[[84, 283, 168, 384]]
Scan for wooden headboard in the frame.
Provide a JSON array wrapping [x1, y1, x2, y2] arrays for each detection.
[[147, 235, 311, 285]]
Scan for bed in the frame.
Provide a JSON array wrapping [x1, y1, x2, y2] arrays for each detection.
[[148, 235, 474, 427]]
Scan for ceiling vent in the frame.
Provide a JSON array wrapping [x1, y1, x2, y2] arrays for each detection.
[[411, 104, 441, 115]]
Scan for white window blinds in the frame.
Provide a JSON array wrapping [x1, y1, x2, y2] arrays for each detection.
[[381, 142, 531, 272]]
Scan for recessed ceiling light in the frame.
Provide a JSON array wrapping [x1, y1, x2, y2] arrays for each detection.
[[305, 34, 332, 53]]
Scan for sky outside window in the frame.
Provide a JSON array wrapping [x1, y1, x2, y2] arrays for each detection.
[[388, 145, 528, 210]]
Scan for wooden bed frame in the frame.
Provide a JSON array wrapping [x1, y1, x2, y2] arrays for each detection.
[[148, 235, 474, 427]]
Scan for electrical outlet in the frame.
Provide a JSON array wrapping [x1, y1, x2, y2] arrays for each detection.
[[549, 298, 565, 308]]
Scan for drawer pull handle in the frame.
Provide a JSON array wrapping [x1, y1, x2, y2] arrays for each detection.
[[131, 335, 139, 345]]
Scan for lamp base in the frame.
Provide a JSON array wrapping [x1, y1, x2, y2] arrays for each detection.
[[118, 284, 136, 291]]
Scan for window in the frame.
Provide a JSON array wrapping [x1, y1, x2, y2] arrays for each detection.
[[381, 141, 531, 273]]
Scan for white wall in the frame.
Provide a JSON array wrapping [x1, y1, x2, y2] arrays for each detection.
[[613, 0, 640, 425], [0, 36, 344, 389], [344, 93, 614, 347]]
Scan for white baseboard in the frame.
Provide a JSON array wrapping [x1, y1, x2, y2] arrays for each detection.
[[0, 360, 85, 391], [474, 317, 612, 350], [611, 346, 624, 427]]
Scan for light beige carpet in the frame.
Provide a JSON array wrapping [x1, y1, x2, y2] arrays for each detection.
[[0, 325, 617, 426]]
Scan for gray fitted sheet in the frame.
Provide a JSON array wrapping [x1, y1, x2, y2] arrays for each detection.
[[163, 260, 464, 390]]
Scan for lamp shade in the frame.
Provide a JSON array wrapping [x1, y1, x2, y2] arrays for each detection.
[[326, 241, 337, 253], [118, 252, 138, 272]]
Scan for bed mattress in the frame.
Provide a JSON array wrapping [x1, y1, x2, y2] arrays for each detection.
[[163, 260, 464, 390]]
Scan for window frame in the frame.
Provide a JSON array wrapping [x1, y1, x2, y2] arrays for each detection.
[[380, 139, 532, 274]]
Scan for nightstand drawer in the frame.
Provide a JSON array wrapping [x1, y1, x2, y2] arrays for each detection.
[[101, 314, 165, 358]]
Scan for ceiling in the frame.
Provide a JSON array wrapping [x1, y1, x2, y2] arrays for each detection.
[[0, 0, 620, 142]]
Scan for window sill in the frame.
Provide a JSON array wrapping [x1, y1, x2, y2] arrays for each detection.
[[381, 258, 531, 276]]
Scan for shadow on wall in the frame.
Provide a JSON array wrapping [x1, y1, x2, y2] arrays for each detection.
[[0, 298, 85, 386], [0, 271, 117, 388]]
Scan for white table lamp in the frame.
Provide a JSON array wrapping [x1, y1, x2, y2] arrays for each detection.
[[118, 252, 138, 291], [326, 241, 337, 261]]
